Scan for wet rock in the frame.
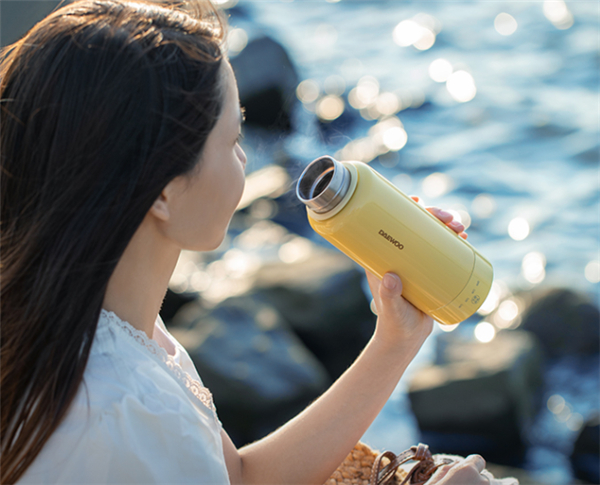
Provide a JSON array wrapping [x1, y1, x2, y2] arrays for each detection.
[[169, 295, 329, 446], [519, 289, 600, 359], [408, 330, 544, 466], [230, 36, 299, 132], [570, 413, 600, 484]]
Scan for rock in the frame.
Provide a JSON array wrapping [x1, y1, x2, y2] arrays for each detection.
[[159, 288, 197, 324], [408, 330, 544, 466], [519, 289, 600, 359], [570, 413, 600, 484], [230, 36, 299, 131], [226, 217, 376, 381], [254, 262, 376, 381], [169, 295, 329, 446]]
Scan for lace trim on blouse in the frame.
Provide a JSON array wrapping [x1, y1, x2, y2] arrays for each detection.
[[99, 309, 218, 422]]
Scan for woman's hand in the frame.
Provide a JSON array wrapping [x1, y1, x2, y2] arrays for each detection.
[[366, 196, 467, 355], [429, 455, 518, 485], [366, 271, 432, 358], [411, 195, 468, 240], [429, 455, 488, 484]]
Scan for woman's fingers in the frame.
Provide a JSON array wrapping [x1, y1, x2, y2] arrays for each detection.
[[426, 206, 468, 239], [429, 455, 490, 485], [410, 196, 468, 239], [427, 207, 453, 224], [464, 455, 486, 473]]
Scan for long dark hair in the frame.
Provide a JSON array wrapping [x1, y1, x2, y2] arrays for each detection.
[[0, 1, 225, 481]]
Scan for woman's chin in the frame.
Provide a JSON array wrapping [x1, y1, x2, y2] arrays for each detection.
[[190, 228, 229, 252]]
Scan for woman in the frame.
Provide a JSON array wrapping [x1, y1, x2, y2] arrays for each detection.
[[1, 1, 492, 483]]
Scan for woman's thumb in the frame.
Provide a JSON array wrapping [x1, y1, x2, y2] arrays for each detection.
[[381, 273, 401, 292], [379, 273, 404, 311]]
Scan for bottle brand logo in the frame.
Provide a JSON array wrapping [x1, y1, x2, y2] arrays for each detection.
[[378, 229, 404, 250]]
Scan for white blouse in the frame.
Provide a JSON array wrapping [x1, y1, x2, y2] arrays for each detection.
[[19, 309, 231, 484]]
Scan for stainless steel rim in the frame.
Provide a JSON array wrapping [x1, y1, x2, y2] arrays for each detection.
[[296, 156, 351, 214]]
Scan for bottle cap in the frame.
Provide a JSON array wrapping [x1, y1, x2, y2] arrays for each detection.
[[296, 156, 351, 214]]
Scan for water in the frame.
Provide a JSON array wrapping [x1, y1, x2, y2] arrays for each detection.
[[226, 1, 599, 483], [233, 0, 599, 299]]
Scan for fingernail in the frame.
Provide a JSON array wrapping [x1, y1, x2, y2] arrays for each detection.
[[439, 210, 452, 218], [383, 273, 398, 290]]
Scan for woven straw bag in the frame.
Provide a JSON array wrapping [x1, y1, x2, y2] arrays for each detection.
[[325, 442, 455, 485]]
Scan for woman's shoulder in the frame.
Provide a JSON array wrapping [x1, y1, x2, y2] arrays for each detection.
[[18, 311, 229, 484]]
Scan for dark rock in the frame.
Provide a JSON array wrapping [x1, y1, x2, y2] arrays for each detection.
[[571, 413, 600, 484], [254, 264, 376, 381], [230, 36, 299, 132], [159, 288, 197, 324], [408, 330, 544, 467], [520, 289, 600, 359], [169, 295, 329, 446]]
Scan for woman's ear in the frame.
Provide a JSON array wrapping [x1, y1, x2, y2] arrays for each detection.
[[149, 184, 174, 222], [149, 175, 187, 223]]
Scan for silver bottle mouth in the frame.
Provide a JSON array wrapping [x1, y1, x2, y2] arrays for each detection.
[[296, 156, 351, 214]]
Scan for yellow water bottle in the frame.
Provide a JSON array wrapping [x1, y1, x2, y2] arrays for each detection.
[[296, 156, 493, 325]]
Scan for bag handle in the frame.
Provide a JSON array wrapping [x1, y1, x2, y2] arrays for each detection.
[[369, 443, 454, 485]]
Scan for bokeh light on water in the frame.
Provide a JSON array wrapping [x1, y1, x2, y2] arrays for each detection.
[[584, 260, 600, 284], [477, 281, 503, 316], [508, 217, 530, 241], [474, 321, 496, 343], [446, 70, 477, 103], [543, 0, 574, 29], [494, 13, 518, 36], [547, 395, 585, 432], [421, 173, 452, 198], [393, 20, 430, 49], [428, 59, 453, 83], [296, 80, 319, 104], [522, 251, 547, 285], [227, 28, 248, 57], [316, 95, 345, 121], [348, 76, 380, 110]]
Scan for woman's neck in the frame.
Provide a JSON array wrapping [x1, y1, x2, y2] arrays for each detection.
[[102, 215, 181, 339]]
